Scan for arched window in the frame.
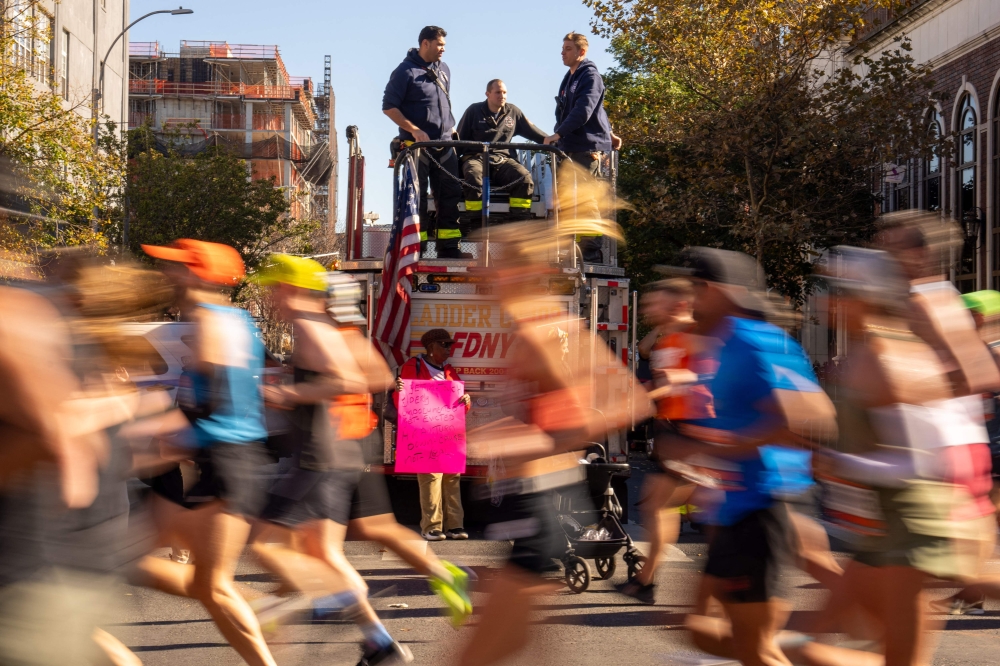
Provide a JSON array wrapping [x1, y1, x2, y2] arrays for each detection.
[[924, 112, 941, 211], [958, 95, 977, 221], [956, 94, 978, 292], [993, 87, 1000, 289]]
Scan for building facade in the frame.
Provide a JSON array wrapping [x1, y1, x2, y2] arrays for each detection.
[[9, 0, 129, 128], [127, 40, 335, 226], [858, 0, 1000, 293]]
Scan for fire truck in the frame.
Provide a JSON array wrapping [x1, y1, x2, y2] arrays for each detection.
[[340, 126, 639, 479]]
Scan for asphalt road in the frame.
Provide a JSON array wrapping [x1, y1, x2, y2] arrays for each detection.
[[106, 527, 1000, 666]]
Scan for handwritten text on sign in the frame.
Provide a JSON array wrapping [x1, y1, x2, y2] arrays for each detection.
[[396, 379, 467, 474]]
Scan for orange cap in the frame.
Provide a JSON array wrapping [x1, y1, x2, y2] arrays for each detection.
[[141, 239, 245, 286]]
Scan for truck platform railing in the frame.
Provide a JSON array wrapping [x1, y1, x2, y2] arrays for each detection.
[[393, 141, 572, 269]]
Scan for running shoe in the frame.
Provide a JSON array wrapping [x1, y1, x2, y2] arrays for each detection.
[[950, 598, 986, 615], [615, 579, 656, 604], [930, 595, 986, 615], [445, 528, 469, 540], [422, 529, 446, 541], [356, 639, 413, 665], [253, 594, 313, 634], [429, 560, 473, 627], [170, 548, 191, 564]]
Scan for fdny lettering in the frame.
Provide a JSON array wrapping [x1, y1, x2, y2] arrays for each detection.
[[448, 331, 515, 359]]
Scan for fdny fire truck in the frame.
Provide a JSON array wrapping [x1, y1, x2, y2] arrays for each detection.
[[339, 126, 638, 478]]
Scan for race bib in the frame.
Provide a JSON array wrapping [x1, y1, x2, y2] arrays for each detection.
[[818, 474, 886, 537]]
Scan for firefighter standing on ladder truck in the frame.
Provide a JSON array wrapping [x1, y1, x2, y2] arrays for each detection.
[[382, 25, 469, 259], [455, 79, 548, 221], [544, 32, 623, 265]]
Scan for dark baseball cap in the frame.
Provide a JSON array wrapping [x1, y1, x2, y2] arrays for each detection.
[[421, 328, 455, 349], [655, 247, 770, 315]]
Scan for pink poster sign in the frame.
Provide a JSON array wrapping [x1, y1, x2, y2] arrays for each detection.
[[395, 379, 467, 474]]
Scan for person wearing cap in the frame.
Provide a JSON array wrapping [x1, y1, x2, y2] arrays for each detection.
[[616, 278, 716, 604], [134, 239, 277, 666], [394, 328, 471, 541], [659, 247, 834, 666], [250, 254, 414, 665]]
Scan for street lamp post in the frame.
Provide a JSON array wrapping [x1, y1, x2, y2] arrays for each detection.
[[91, 7, 192, 241], [91, 7, 193, 146]]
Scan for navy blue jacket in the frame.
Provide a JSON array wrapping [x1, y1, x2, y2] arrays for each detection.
[[382, 49, 455, 141], [554, 59, 612, 152]]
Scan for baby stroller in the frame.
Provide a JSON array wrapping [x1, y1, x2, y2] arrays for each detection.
[[556, 445, 646, 593]]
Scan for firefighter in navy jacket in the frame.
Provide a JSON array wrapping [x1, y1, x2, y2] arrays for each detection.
[[382, 26, 467, 259], [455, 80, 548, 220], [544, 32, 623, 264]]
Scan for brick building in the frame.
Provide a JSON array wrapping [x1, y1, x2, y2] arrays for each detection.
[[858, 0, 1000, 292]]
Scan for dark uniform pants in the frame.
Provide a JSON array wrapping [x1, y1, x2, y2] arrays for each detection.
[[418, 147, 463, 251], [461, 157, 534, 218], [566, 151, 605, 264]]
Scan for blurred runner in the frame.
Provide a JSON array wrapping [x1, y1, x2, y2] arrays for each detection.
[[777, 245, 976, 666], [456, 169, 646, 665], [0, 253, 173, 666], [130, 240, 278, 666], [879, 213, 1000, 625], [325, 271, 472, 627], [663, 248, 835, 666], [617, 278, 715, 603], [251, 255, 412, 666]]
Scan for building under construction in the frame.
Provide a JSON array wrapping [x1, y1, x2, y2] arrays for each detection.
[[127, 40, 337, 228]]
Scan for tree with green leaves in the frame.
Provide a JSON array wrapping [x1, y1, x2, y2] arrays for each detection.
[[124, 125, 315, 273], [588, 0, 939, 301], [0, 0, 123, 265]]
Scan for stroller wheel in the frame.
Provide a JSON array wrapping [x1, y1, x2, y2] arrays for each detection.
[[564, 555, 591, 594], [627, 554, 648, 582], [594, 556, 616, 580]]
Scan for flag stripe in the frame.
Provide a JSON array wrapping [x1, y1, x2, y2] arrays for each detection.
[[373, 155, 421, 367]]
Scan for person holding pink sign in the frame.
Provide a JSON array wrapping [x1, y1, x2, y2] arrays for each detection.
[[394, 328, 471, 541]]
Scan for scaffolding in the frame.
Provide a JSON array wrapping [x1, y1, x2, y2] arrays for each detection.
[[128, 40, 332, 223]]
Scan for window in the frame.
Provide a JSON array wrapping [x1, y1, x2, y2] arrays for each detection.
[[956, 94, 978, 292], [889, 160, 910, 212], [61, 30, 69, 99], [35, 12, 52, 85], [10, 1, 52, 83], [924, 113, 942, 212]]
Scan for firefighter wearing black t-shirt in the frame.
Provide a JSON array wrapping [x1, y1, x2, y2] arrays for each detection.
[[455, 79, 548, 219]]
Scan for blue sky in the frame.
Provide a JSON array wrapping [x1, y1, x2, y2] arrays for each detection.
[[128, 0, 615, 230]]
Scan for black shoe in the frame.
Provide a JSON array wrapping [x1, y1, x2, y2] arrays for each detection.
[[446, 528, 469, 540], [357, 640, 413, 666], [437, 248, 473, 260], [422, 529, 446, 541], [615, 580, 655, 604]]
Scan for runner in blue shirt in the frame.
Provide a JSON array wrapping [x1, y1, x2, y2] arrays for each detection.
[[658, 247, 833, 666]]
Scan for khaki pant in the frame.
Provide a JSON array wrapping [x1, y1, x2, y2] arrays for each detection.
[[417, 473, 464, 533]]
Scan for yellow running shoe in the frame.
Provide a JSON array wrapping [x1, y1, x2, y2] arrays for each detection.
[[429, 561, 473, 627]]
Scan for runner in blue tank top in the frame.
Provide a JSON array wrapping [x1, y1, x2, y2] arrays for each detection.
[[132, 239, 279, 666]]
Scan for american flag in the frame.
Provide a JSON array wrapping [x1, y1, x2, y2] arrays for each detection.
[[374, 155, 421, 366]]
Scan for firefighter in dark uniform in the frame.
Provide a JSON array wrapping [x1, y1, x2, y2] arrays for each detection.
[[383, 25, 469, 259], [544, 32, 623, 264], [455, 79, 548, 220]]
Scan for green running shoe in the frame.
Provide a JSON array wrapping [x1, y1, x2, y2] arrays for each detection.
[[429, 560, 473, 627]]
